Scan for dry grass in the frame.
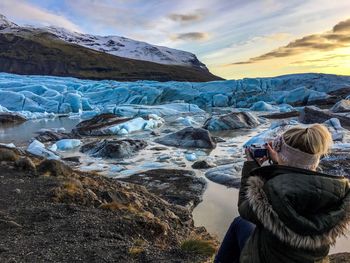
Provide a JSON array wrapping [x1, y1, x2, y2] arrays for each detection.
[[51, 179, 84, 203], [180, 239, 217, 257], [128, 239, 147, 256], [99, 201, 139, 214]]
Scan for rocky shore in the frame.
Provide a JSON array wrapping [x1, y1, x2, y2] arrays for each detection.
[[0, 145, 217, 262]]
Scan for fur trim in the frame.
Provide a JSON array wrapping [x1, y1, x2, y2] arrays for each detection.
[[246, 176, 350, 250]]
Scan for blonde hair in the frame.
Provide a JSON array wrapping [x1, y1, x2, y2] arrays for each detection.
[[282, 124, 333, 156]]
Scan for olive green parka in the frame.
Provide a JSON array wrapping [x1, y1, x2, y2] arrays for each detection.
[[239, 161, 350, 263]]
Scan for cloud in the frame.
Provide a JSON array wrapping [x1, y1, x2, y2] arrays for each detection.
[[0, 0, 81, 32], [172, 32, 209, 41], [168, 10, 204, 23], [291, 54, 350, 65], [231, 18, 350, 65]]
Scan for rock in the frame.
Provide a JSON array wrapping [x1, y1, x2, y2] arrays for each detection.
[[0, 112, 26, 124], [150, 146, 168, 151], [12, 188, 21, 194], [0, 219, 22, 229], [72, 113, 133, 136], [299, 106, 350, 128], [205, 163, 242, 188], [319, 149, 350, 178], [203, 112, 260, 131], [323, 118, 346, 141], [331, 99, 350, 113], [72, 113, 163, 136], [35, 130, 76, 143], [150, 130, 160, 136], [155, 127, 217, 149], [14, 157, 36, 173], [81, 139, 147, 159], [260, 111, 300, 119], [157, 155, 171, 162], [329, 253, 350, 263], [37, 159, 73, 177], [120, 169, 206, 209], [62, 156, 80, 163], [192, 160, 216, 169], [0, 147, 19, 162], [212, 136, 226, 143]]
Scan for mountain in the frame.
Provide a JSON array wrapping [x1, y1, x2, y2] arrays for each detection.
[[45, 26, 208, 70], [0, 15, 221, 82]]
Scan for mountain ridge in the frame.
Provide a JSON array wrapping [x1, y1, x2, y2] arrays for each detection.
[[0, 14, 209, 71], [0, 31, 221, 82]]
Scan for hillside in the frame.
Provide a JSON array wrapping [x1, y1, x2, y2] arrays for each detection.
[[0, 32, 221, 82]]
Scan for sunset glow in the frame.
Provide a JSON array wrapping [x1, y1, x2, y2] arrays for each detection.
[[1, 0, 349, 79]]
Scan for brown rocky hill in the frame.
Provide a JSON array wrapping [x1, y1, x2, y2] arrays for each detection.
[[0, 31, 222, 82]]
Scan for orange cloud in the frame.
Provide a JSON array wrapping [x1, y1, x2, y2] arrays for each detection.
[[231, 18, 350, 65]]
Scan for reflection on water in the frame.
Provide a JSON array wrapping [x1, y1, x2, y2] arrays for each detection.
[[193, 179, 349, 254], [193, 180, 239, 239], [0, 117, 80, 144]]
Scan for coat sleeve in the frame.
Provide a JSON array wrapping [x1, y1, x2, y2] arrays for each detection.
[[238, 161, 260, 224]]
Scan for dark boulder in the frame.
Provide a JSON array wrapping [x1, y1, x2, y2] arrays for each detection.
[[80, 139, 147, 159], [155, 127, 216, 149], [120, 169, 206, 209], [299, 106, 350, 128], [0, 113, 26, 125], [260, 111, 300, 119], [331, 99, 350, 113], [203, 112, 260, 131], [72, 113, 132, 136], [37, 159, 73, 177], [192, 160, 216, 169], [35, 130, 78, 143]]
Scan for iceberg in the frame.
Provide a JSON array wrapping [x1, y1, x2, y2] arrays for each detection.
[[27, 140, 60, 160], [250, 101, 279, 112], [108, 115, 164, 135], [185, 152, 197, 161], [53, 139, 82, 151]]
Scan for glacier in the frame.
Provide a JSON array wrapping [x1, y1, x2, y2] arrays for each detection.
[[1, 72, 350, 119]]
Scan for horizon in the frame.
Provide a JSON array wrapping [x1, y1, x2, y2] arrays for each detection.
[[1, 0, 350, 79]]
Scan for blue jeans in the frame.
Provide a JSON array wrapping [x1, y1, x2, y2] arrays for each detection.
[[215, 216, 255, 263]]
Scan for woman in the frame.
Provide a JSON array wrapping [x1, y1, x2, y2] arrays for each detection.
[[215, 124, 350, 263]]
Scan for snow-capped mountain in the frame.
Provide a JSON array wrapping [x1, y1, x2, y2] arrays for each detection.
[[0, 14, 18, 30], [0, 14, 208, 70]]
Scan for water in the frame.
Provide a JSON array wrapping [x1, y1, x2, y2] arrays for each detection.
[[193, 180, 349, 254], [0, 117, 80, 145], [0, 117, 349, 254]]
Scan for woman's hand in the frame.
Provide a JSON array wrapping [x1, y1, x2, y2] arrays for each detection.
[[245, 147, 268, 165], [266, 142, 279, 164]]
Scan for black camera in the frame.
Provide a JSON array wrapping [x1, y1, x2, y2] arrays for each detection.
[[249, 144, 268, 158]]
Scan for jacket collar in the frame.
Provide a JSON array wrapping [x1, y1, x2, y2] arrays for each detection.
[[251, 164, 346, 181]]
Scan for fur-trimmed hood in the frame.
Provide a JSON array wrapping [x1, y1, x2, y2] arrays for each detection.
[[246, 165, 350, 250]]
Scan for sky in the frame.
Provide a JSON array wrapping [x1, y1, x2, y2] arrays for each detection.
[[1, 0, 350, 79]]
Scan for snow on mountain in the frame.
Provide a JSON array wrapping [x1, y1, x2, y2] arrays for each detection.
[[0, 14, 208, 70], [45, 26, 208, 70], [0, 14, 18, 30]]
